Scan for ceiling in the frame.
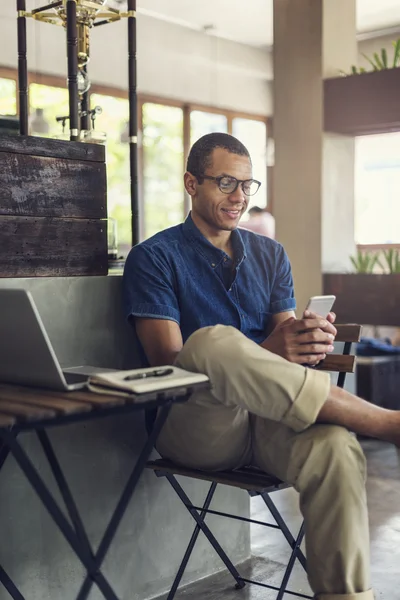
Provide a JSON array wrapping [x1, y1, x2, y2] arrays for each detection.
[[111, 0, 400, 48]]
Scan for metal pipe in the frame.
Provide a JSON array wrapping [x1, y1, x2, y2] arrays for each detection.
[[16, 0, 28, 135], [128, 0, 139, 245], [31, 1, 62, 15], [66, 0, 79, 141], [80, 67, 90, 132]]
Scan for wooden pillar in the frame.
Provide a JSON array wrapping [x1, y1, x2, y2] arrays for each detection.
[[273, 0, 357, 311]]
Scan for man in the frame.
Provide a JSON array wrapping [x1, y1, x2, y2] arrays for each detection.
[[240, 205, 276, 238], [123, 133, 399, 600]]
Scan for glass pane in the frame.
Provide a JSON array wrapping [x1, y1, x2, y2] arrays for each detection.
[[91, 93, 131, 254], [0, 78, 17, 115], [142, 103, 184, 239], [355, 133, 400, 244], [232, 118, 267, 211], [190, 110, 228, 145], [29, 83, 69, 138]]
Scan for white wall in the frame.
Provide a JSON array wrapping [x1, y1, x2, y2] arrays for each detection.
[[0, 3, 273, 116]]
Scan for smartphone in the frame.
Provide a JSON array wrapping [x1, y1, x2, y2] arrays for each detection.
[[304, 295, 336, 318]]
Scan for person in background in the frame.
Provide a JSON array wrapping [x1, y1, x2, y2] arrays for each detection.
[[240, 205, 275, 239]]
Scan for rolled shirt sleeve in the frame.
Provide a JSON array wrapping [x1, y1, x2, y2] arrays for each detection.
[[269, 244, 296, 314], [123, 244, 180, 324]]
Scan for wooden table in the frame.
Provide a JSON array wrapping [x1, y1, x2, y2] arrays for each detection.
[[0, 382, 204, 600]]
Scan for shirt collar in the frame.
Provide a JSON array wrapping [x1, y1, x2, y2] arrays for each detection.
[[182, 212, 247, 269]]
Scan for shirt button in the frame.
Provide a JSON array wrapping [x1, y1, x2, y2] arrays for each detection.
[[211, 263, 216, 267], [224, 257, 227, 262]]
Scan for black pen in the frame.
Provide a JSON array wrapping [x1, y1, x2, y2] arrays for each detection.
[[124, 368, 174, 381]]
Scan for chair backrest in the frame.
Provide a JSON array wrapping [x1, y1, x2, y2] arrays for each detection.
[[316, 324, 362, 388]]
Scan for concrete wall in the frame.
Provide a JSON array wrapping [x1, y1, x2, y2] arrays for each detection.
[[0, 276, 250, 600]]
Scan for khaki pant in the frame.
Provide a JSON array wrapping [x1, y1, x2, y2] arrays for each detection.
[[157, 325, 374, 600]]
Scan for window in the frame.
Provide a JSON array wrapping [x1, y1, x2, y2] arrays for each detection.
[[0, 78, 17, 115], [90, 93, 131, 254], [232, 118, 267, 210], [142, 102, 184, 240], [29, 83, 69, 137], [355, 133, 400, 245], [2, 67, 270, 249], [190, 110, 228, 145]]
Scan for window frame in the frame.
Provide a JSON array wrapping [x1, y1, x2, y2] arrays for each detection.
[[0, 67, 19, 115], [354, 132, 400, 252], [1, 66, 272, 235]]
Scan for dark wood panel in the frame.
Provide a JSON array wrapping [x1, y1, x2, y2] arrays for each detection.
[[0, 385, 92, 415], [316, 354, 356, 374], [324, 69, 400, 136], [147, 460, 287, 492], [335, 324, 362, 343], [0, 216, 107, 277], [0, 152, 106, 218], [0, 384, 127, 408], [324, 273, 400, 326], [0, 399, 55, 421], [0, 412, 16, 427], [0, 133, 105, 162]]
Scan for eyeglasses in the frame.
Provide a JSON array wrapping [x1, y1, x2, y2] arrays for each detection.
[[202, 175, 261, 196]]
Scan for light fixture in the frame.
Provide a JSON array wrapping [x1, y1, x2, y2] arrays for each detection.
[[120, 120, 130, 144], [30, 107, 50, 134], [77, 68, 91, 95], [16, 0, 140, 245], [17, 0, 133, 140]]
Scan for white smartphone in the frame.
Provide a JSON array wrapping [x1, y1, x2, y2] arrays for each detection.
[[304, 295, 336, 318]]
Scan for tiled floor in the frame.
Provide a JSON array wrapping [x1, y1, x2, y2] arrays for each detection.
[[157, 439, 400, 599]]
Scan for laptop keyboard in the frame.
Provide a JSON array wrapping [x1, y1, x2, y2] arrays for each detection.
[[63, 371, 88, 385]]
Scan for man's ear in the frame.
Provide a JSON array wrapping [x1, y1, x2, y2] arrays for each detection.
[[184, 171, 197, 196]]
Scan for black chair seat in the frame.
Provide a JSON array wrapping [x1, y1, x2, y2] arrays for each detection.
[[147, 459, 289, 493]]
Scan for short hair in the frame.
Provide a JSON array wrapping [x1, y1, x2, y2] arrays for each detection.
[[186, 132, 251, 183], [248, 206, 264, 215]]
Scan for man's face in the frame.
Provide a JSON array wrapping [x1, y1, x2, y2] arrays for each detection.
[[185, 148, 252, 232]]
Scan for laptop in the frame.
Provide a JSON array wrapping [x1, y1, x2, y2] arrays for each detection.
[[0, 289, 113, 391]]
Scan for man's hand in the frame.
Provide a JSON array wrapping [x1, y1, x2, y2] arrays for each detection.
[[304, 309, 337, 327], [261, 314, 337, 366]]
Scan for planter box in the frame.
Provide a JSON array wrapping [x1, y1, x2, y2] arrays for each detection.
[[324, 68, 400, 136], [0, 134, 107, 277], [323, 273, 400, 326]]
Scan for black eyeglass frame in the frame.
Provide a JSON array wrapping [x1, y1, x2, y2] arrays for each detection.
[[201, 175, 262, 196]]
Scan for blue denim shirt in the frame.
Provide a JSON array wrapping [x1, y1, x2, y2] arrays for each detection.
[[123, 213, 296, 346]]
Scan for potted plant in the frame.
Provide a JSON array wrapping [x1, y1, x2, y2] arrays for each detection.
[[324, 39, 400, 135], [323, 249, 400, 326]]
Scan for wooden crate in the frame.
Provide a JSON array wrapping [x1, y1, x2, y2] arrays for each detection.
[[324, 68, 400, 136], [0, 134, 108, 277], [323, 273, 400, 327]]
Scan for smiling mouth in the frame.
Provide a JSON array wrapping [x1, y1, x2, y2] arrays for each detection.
[[221, 208, 242, 218]]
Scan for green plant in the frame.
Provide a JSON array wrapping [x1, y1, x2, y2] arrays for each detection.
[[379, 248, 400, 273], [344, 39, 400, 75], [349, 250, 381, 273]]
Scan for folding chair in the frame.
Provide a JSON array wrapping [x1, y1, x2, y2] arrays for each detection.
[[147, 324, 362, 600]]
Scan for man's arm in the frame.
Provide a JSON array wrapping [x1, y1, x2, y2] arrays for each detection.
[[134, 318, 183, 367]]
